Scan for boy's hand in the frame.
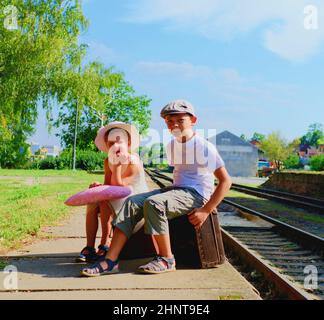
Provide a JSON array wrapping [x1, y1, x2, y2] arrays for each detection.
[[89, 182, 102, 188], [188, 208, 210, 229]]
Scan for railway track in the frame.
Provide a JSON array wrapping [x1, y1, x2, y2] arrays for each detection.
[[145, 169, 324, 300], [230, 183, 324, 215], [147, 169, 324, 214]]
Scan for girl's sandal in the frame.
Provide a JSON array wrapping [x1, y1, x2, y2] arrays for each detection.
[[138, 255, 176, 274], [80, 258, 119, 277], [75, 246, 97, 263]]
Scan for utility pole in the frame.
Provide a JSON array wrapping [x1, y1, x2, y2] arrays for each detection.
[[72, 99, 78, 171]]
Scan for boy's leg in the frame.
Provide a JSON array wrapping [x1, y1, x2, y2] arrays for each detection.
[[81, 189, 163, 276], [144, 187, 205, 236], [106, 189, 164, 261], [138, 188, 205, 273]]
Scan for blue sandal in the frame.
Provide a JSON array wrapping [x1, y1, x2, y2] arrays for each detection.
[[138, 255, 176, 274], [80, 258, 119, 277], [75, 246, 97, 263], [97, 244, 109, 256]]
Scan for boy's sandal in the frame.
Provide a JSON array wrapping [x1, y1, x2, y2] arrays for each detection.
[[80, 258, 119, 277], [97, 244, 109, 256], [75, 246, 97, 263], [138, 255, 176, 274]]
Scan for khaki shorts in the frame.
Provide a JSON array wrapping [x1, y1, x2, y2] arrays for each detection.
[[113, 186, 207, 238]]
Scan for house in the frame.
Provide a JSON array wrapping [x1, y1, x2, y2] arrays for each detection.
[[250, 139, 267, 161], [42, 145, 61, 157], [298, 144, 321, 158], [30, 142, 41, 155], [29, 143, 61, 160], [307, 146, 319, 157], [208, 131, 259, 177]]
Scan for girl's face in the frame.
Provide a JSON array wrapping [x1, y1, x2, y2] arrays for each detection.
[[106, 129, 130, 156]]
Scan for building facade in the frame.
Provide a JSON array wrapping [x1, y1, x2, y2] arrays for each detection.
[[209, 131, 259, 177]]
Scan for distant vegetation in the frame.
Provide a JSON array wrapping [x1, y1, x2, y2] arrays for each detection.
[[0, 1, 152, 170], [242, 123, 324, 172]]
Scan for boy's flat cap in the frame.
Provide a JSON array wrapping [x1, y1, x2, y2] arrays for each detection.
[[160, 100, 196, 118]]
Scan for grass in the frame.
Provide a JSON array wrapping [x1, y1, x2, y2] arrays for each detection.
[[282, 170, 324, 175], [0, 169, 92, 177], [0, 169, 99, 253], [0, 259, 8, 270], [219, 295, 243, 300]]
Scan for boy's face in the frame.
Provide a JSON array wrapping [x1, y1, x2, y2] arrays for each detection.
[[165, 113, 197, 138]]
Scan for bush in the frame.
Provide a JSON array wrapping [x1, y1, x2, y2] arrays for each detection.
[[38, 157, 58, 169], [29, 149, 106, 171], [283, 154, 303, 170], [76, 150, 106, 171], [310, 154, 324, 171], [55, 149, 73, 170]]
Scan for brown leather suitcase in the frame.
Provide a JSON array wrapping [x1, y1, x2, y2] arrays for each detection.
[[169, 211, 226, 268], [119, 211, 226, 269]]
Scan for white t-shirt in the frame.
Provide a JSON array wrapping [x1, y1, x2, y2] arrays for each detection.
[[166, 134, 225, 200]]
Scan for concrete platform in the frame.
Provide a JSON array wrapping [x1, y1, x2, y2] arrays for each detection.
[[0, 175, 261, 300]]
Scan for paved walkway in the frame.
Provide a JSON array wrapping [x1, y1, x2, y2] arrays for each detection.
[[0, 177, 260, 300]]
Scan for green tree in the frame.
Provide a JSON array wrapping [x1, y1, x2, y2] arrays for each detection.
[[0, 0, 88, 167], [53, 67, 152, 152], [138, 146, 150, 166], [251, 132, 265, 143], [300, 123, 324, 147], [288, 137, 301, 153], [261, 132, 292, 171], [148, 143, 166, 167], [310, 154, 324, 171], [240, 134, 248, 142], [283, 154, 302, 170]]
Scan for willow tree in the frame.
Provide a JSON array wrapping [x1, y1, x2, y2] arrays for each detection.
[[53, 62, 152, 157], [0, 0, 88, 167]]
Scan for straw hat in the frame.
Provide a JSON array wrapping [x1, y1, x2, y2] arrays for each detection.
[[94, 122, 140, 153]]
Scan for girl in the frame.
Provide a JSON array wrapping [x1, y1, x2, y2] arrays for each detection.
[[76, 122, 148, 262]]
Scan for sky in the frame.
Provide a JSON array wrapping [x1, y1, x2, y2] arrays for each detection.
[[29, 0, 324, 147]]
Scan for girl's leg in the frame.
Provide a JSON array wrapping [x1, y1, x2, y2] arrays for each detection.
[[98, 202, 114, 254], [85, 204, 100, 250]]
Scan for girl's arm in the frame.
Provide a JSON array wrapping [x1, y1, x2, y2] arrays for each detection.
[[104, 158, 112, 185], [110, 161, 140, 187]]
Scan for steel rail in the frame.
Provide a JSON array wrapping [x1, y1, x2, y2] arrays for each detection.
[[145, 169, 324, 300]]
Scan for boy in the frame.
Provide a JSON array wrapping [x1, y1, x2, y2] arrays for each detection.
[[81, 100, 232, 276]]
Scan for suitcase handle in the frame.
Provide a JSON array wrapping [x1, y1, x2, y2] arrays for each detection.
[[211, 209, 218, 216]]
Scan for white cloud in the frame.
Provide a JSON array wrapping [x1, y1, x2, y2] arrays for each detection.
[[124, 0, 324, 62], [129, 60, 304, 140], [132, 60, 298, 110], [84, 41, 120, 65], [133, 61, 214, 79]]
